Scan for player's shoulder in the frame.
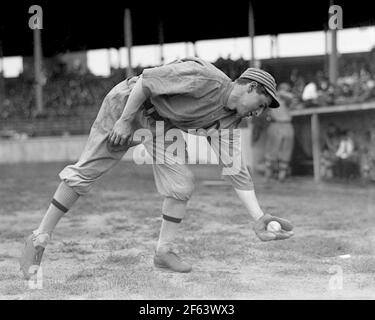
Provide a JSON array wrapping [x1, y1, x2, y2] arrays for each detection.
[[178, 57, 230, 80], [105, 76, 139, 101], [178, 57, 210, 67]]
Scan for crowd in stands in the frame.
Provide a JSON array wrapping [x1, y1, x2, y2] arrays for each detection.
[[295, 61, 375, 109], [1, 49, 375, 120], [1, 70, 119, 119], [1, 51, 375, 181], [319, 123, 375, 182], [0, 62, 148, 120], [212, 51, 375, 182], [212, 48, 375, 109]]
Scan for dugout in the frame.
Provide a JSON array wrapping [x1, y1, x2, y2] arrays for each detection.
[[248, 102, 375, 180]]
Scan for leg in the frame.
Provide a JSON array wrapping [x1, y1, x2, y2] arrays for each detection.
[[264, 124, 281, 180], [20, 79, 139, 279], [143, 125, 194, 272], [370, 160, 375, 181], [153, 197, 193, 273], [152, 160, 194, 255], [360, 155, 370, 182], [336, 158, 344, 178], [278, 160, 289, 182], [321, 151, 333, 179], [320, 157, 328, 179], [326, 159, 334, 179], [278, 124, 294, 182]]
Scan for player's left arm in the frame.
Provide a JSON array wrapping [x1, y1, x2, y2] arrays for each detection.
[[208, 129, 294, 241], [235, 189, 294, 241]]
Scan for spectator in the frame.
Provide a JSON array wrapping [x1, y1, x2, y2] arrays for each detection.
[[320, 123, 341, 179], [264, 83, 295, 181], [359, 130, 375, 182], [2, 52, 375, 121], [335, 129, 355, 159], [301, 77, 319, 107], [333, 129, 360, 179]]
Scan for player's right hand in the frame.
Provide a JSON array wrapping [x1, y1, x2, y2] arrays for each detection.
[[253, 214, 294, 241], [108, 118, 133, 146]]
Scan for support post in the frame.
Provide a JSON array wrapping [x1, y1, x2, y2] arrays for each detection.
[[328, 0, 338, 86], [324, 25, 329, 75], [185, 42, 190, 58], [124, 8, 133, 78], [33, 28, 43, 115], [311, 113, 321, 182], [193, 41, 198, 57], [248, 1, 255, 67], [159, 21, 165, 65], [0, 38, 4, 108]]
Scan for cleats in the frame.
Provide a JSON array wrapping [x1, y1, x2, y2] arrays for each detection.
[[19, 231, 50, 280], [154, 249, 192, 273]]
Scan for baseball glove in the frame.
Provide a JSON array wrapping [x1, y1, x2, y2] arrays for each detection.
[[253, 213, 294, 241]]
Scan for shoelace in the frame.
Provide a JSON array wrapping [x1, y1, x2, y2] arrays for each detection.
[[168, 251, 182, 261]]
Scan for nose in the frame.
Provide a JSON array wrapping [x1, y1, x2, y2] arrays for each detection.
[[257, 107, 265, 116], [258, 105, 268, 115]]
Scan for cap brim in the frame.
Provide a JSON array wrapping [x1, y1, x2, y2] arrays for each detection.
[[269, 97, 280, 108], [264, 88, 280, 108]]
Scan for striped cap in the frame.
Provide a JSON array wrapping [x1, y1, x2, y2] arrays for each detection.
[[239, 68, 280, 108]]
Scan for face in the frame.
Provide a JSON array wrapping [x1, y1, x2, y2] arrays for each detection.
[[327, 125, 338, 137], [235, 84, 272, 117]]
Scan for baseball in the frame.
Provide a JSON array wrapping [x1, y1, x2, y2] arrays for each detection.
[[267, 221, 282, 232]]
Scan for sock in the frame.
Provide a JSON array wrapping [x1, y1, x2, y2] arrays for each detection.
[[36, 182, 80, 236], [156, 198, 187, 252], [157, 216, 182, 251]]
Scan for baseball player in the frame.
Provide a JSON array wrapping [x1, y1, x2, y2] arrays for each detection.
[[20, 57, 294, 277], [264, 83, 295, 181]]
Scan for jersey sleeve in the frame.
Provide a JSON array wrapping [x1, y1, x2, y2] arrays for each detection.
[[207, 130, 254, 190], [141, 60, 218, 97]]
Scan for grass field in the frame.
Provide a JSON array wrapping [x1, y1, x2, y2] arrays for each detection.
[[0, 161, 375, 300]]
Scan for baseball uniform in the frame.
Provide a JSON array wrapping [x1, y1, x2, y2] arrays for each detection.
[[59, 57, 253, 201], [264, 91, 294, 177]]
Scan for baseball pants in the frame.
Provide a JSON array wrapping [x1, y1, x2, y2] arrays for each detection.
[[59, 78, 195, 201], [265, 122, 294, 165]]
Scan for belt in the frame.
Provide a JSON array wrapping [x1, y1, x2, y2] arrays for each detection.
[[145, 106, 164, 120]]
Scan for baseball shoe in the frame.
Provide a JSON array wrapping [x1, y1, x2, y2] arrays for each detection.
[[19, 230, 50, 280], [154, 249, 192, 273]]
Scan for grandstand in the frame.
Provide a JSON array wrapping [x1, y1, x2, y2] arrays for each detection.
[[0, 1, 375, 182], [2, 0, 375, 303], [1, 50, 375, 135]]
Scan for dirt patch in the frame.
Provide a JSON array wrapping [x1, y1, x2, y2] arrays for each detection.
[[1, 162, 375, 299]]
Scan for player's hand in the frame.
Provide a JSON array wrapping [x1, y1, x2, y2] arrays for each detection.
[[108, 118, 133, 146], [253, 214, 294, 241]]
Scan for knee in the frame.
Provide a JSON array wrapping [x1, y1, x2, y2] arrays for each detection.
[[59, 166, 95, 196], [163, 197, 187, 218], [169, 171, 195, 201]]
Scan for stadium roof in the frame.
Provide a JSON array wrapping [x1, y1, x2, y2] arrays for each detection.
[[0, 0, 374, 57]]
